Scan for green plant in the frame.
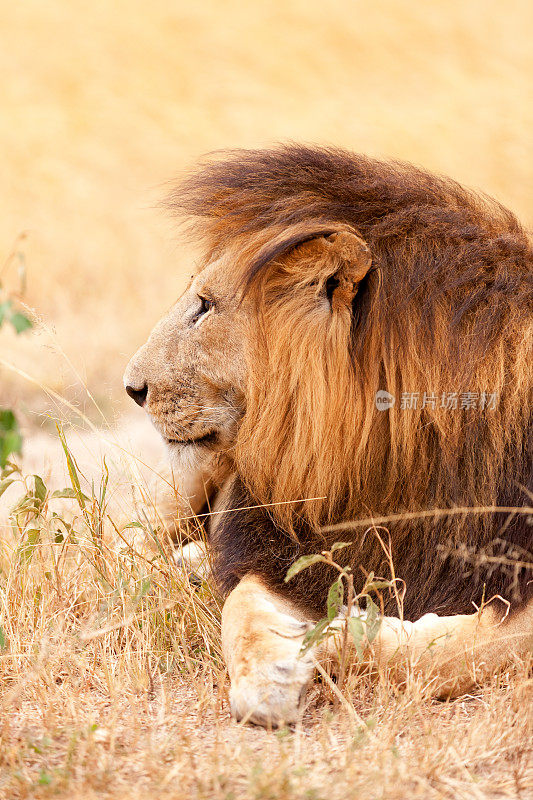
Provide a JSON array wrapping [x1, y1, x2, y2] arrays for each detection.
[[285, 543, 393, 688], [0, 238, 33, 467], [0, 410, 23, 470]]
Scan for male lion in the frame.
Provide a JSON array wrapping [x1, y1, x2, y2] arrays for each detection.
[[124, 145, 533, 727]]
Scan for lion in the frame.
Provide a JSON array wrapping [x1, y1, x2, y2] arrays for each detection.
[[124, 145, 533, 727]]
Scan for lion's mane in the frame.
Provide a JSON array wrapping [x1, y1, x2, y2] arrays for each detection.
[[166, 145, 532, 618]]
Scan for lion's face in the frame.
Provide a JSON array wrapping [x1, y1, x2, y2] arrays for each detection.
[[124, 225, 373, 485], [123, 256, 248, 472]]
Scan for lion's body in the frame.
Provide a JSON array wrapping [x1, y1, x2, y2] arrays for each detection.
[[126, 146, 533, 725]]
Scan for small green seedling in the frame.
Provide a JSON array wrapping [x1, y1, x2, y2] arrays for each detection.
[[286, 542, 393, 688]]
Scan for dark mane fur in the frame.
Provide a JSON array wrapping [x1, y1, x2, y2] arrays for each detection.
[[167, 145, 533, 620]]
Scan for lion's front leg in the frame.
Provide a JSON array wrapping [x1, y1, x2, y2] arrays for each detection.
[[222, 575, 317, 726]]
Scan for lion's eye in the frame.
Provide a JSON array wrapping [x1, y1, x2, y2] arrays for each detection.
[[193, 295, 214, 325]]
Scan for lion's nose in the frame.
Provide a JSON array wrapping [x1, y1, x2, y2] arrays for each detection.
[[125, 383, 148, 407]]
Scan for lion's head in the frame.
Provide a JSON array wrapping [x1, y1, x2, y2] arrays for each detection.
[[124, 217, 374, 486], [125, 145, 532, 561], [123, 251, 248, 475]]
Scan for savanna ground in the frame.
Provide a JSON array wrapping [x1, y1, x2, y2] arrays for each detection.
[[1, 1, 532, 797]]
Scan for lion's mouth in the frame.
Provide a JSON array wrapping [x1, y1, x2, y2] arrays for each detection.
[[164, 430, 219, 447]]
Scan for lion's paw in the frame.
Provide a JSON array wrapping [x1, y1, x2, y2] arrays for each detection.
[[174, 540, 210, 584], [223, 599, 315, 727], [229, 655, 313, 727]]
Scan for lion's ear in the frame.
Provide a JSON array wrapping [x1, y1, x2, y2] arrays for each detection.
[[297, 229, 373, 312], [246, 224, 372, 311]]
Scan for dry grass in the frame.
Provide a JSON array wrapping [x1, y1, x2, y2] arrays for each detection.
[[1, 428, 532, 800], [1, 1, 532, 797]]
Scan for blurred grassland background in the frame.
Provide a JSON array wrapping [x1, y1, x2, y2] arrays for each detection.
[[1, 0, 532, 429]]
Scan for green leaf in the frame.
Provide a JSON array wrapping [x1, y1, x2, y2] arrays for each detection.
[[2, 429, 22, 459], [99, 456, 109, 506], [300, 616, 330, 654], [10, 311, 33, 334], [0, 626, 6, 651], [51, 487, 90, 501], [57, 425, 86, 510], [18, 527, 41, 563], [365, 579, 394, 592], [365, 597, 381, 644], [0, 415, 22, 468], [347, 616, 365, 660], [0, 478, 15, 498], [285, 553, 326, 582], [327, 578, 344, 621], [11, 495, 40, 515], [33, 475, 47, 503], [0, 410, 18, 433], [1, 461, 20, 478], [330, 541, 351, 554]]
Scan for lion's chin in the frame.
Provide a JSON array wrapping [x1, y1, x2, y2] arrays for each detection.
[[165, 437, 218, 474]]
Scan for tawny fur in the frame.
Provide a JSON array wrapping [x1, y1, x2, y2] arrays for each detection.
[[162, 145, 532, 620], [124, 145, 533, 725]]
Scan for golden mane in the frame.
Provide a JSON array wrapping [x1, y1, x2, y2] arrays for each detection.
[[166, 145, 532, 612]]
